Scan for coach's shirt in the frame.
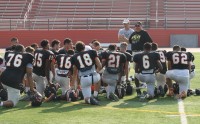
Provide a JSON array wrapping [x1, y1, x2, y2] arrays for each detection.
[[133, 52, 160, 74], [0, 52, 34, 90], [129, 30, 153, 51], [33, 49, 54, 77], [71, 50, 97, 76], [118, 28, 134, 51], [166, 51, 192, 70], [56, 54, 72, 77], [101, 51, 126, 74]]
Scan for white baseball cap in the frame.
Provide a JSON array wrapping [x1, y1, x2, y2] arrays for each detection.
[[123, 19, 130, 24]]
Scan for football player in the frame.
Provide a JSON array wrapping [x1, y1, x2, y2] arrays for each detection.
[[55, 49, 74, 95], [152, 43, 168, 97], [51, 39, 60, 56], [33, 39, 55, 97], [58, 38, 73, 54], [181, 47, 195, 89], [6, 37, 19, 51], [166, 45, 191, 99], [71, 41, 102, 105], [30, 43, 39, 50], [0, 44, 35, 107], [101, 44, 126, 101], [133, 43, 163, 99], [119, 42, 132, 82]]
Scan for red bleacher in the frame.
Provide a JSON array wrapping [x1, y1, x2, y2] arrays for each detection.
[[0, 0, 200, 30]]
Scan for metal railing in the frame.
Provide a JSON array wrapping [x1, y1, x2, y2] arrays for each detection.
[[0, 17, 200, 30]]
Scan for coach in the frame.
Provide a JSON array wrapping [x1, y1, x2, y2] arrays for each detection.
[[118, 19, 134, 54], [129, 21, 153, 52]]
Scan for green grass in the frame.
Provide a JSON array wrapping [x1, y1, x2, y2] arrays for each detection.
[[0, 53, 200, 124]]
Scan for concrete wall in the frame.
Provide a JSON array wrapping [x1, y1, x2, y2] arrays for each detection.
[[0, 29, 200, 48]]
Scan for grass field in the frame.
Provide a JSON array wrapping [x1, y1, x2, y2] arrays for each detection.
[[0, 52, 200, 124]]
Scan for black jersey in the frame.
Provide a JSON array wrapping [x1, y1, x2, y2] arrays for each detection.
[[33, 49, 54, 77], [133, 52, 160, 74], [51, 49, 59, 56], [166, 51, 191, 70], [71, 50, 97, 75], [0, 52, 34, 89], [121, 51, 132, 62], [155, 50, 167, 74], [56, 54, 72, 77], [58, 48, 67, 55], [102, 51, 126, 74]]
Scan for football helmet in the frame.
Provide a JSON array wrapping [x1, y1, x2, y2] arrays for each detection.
[[44, 85, 57, 98], [28, 91, 42, 107], [195, 89, 200, 95], [65, 90, 78, 102], [115, 85, 125, 99], [126, 82, 133, 95]]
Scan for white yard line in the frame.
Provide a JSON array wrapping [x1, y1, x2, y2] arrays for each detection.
[[178, 99, 188, 124]]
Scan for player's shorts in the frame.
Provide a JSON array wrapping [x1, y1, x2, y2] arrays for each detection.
[[190, 71, 195, 79], [155, 73, 166, 87], [79, 72, 100, 98], [135, 73, 156, 96], [102, 69, 119, 86], [2, 84, 20, 106], [55, 75, 70, 95], [166, 69, 189, 94], [33, 73, 46, 97]]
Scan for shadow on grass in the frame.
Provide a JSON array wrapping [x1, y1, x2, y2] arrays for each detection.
[[112, 95, 177, 109]]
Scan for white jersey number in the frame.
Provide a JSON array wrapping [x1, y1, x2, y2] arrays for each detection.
[[143, 55, 150, 69], [172, 53, 188, 64], [108, 54, 120, 68], [158, 51, 166, 63], [6, 53, 22, 67], [60, 56, 71, 69], [77, 53, 93, 68], [34, 53, 43, 67]]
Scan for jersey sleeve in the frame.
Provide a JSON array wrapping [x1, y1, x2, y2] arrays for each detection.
[[120, 54, 127, 63], [155, 52, 160, 61], [101, 51, 107, 61], [133, 54, 139, 63], [91, 50, 98, 58], [126, 52, 132, 61], [166, 52, 172, 61]]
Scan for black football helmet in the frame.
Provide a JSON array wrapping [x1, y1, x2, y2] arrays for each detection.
[[115, 85, 125, 99], [65, 90, 78, 102], [173, 83, 179, 95], [28, 90, 43, 107], [126, 83, 133, 95], [195, 89, 200, 95], [44, 85, 57, 98], [0, 88, 7, 101], [19, 83, 25, 94]]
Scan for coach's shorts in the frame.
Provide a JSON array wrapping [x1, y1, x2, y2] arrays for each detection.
[[80, 72, 100, 98], [2, 84, 20, 107], [55, 75, 70, 95], [166, 69, 189, 94]]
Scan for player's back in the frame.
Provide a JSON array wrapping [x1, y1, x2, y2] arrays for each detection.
[[155, 50, 167, 74], [166, 51, 191, 70], [33, 49, 53, 77], [1, 51, 34, 89], [71, 50, 97, 76], [56, 54, 72, 77], [102, 51, 126, 74], [134, 52, 160, 74]]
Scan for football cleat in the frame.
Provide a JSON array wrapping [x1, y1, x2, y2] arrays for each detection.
[[159, 86, 165, 97], [136, 89, 142, 97], [109, 92, 119, 102], [0, 88, 7, 101], [126, 83, 133, 95], [187, 89, 195, 97], [19, 83, 25, 94], [90, 97, 100, 105], [172, 83, 179, 95], [164, 84, 168, 95], [195, 89, 200, 95]]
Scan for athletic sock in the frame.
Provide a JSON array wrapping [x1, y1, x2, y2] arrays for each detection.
[[93, 91, 98, 97], [0, 102, 3, 106]]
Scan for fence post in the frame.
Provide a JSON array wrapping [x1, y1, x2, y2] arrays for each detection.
[[10, 19, 11, 31], [48, 19, 49, 30], [67, 18, 68, 30], [87, 18, 89, 30]]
